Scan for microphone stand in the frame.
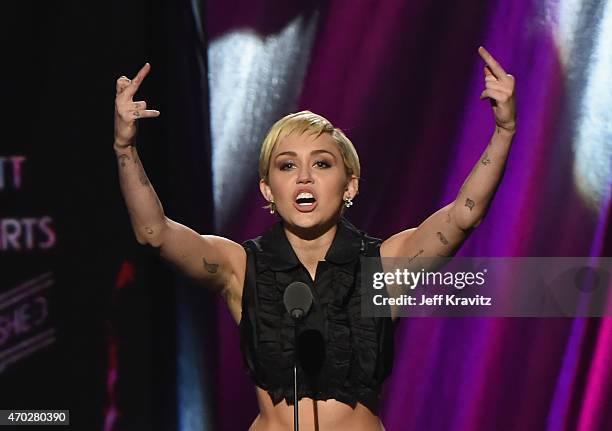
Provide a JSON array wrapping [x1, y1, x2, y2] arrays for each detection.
[[293, 321, 299, 431], [283, 282, 312, 431]]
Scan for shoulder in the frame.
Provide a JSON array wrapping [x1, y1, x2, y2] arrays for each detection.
[[200, 235, 247, 275], [340, 217, 382, 243], [380, 227, 418, 258]]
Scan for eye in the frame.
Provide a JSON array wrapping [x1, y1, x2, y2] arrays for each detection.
[[314, 160, 331, 168], [280, 161, 296, 171]]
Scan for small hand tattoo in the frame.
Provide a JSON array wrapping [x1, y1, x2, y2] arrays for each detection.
[[481, 152, 491, 165], [203, 258, 219, 274], [465, 198, 475, 211], [144, 227, 154, 235], [118, 154, 130, 167], [436, 231, 449, 245]]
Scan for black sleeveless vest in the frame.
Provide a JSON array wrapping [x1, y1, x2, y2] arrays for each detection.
[[239, 217, 395, 414]]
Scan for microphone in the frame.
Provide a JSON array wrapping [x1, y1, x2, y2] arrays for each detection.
[[282, 281, 313, 431], [283, 282, 313, 320]]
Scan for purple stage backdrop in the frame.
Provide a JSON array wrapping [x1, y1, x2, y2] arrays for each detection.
[[205, 0, 612, 430]]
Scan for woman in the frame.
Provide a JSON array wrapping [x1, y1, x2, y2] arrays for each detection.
[[113, 46, 516, 430]]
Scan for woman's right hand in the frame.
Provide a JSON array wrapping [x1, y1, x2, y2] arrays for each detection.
[[114, 63, 160, 149]]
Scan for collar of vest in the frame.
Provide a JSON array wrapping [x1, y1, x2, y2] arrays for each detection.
[[256, 217, 366, 271]]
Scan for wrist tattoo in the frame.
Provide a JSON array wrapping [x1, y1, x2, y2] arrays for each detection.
[[118, 154, 131, 167], [436, 231, 449, 245], [203, 258, 219, 274], [481, 152, 491, 165], [465, 198, 475, 211]]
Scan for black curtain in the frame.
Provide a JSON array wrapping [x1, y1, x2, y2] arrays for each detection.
[[2, 1, 214, 429]]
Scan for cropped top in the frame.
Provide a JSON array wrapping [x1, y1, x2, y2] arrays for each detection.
[[239, 217, 395, 415]]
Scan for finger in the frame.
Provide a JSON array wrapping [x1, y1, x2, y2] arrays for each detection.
[[132, 100, 147, 110], [480, 88, 508, 102], [478, 46, 507, 81], [484, 66, 497, 82], [124, 63, 151, 98], [132, 109, 160, 119], [484, 81, 508, 93], [116, 76, 131, 94]]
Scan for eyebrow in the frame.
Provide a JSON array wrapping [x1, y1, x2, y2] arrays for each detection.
[[274, 150, 337, 160]]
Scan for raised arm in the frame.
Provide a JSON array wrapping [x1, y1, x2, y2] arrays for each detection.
[[381, 46, 516, 259], [114, 64, 246, 305]]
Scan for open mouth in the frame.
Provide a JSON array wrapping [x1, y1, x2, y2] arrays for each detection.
[[294, 191, 317, 212], [296, 192, 316, 206]]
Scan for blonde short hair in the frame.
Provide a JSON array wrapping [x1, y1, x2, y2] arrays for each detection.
[[258, 110, 360, 183]]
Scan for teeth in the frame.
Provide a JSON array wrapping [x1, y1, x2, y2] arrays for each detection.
[[296, 191, 316, 207]]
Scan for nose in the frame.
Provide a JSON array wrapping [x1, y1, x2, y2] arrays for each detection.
[[296, 165, 314, 184]]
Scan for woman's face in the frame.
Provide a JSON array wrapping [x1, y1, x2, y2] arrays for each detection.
[[260, 131, 358, 230]]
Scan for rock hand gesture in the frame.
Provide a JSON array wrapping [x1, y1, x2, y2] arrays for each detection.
[[114, 63, 160, 149], [478, 46, 516, 134]]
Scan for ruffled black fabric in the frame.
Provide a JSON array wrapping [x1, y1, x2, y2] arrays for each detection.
[[239, 217, 395, 415]]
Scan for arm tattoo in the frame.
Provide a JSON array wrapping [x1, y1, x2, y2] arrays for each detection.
[[436, 231, 449, 245], [407, 249, 424, 263], [138, 168, 150, 186], [465, 198, 475, 211], [133, 155, 150, 186], [118, 154, 131, 167], [481, 152, 491, 165], [203, 257, 219, 274]]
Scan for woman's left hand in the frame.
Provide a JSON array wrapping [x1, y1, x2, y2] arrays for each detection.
[[478, 46, 516, 133]]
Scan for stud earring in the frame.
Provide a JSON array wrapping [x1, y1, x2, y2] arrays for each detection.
[[344, 196, 353, 208]]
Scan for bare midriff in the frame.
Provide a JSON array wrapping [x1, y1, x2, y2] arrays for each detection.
[[248, 386, 386, 431]]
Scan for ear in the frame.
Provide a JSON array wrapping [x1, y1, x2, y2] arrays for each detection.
[[260, 179, 273, 202], [345, 175, 359, 200]]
